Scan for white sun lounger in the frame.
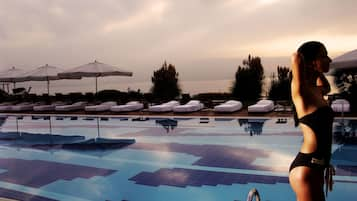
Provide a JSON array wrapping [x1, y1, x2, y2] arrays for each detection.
[[0, 102, 16, 112], [11, 102, 42, 112], [214, 100, 243, 113], [173, 100, 204, 113], [85, 101, 117, 112], [110, 101, 144, 112], [331, 99, 350, 113], [148, 100, 180, 112], [33, 101, 67, 112], [55, 101, 87, 112], [248, 99, 274, 113], [0, 101, 15, 106]]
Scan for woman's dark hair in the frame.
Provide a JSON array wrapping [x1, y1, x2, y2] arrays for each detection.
[[297, 41, 325, 64], [293, 41, 326, 127]]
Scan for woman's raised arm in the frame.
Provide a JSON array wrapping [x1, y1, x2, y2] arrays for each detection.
[[291, 53, 305, 97]]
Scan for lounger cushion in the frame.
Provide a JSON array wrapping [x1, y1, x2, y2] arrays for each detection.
[[55, 101, 87, 111], [0, 105, 13, 112], [148, 100, 180, 112], [11, 102, 42, 111], [214, 100, 242, 113], [110, 101, 144, 112], [85, 101, 117, 112], [173, 100, 204, 113], [248, 100, 274, 113]]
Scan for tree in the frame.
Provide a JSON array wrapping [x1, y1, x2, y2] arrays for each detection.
[[231, 55, 264, 101], [268, 66, 292, 101], [151, 61, 181, 101]]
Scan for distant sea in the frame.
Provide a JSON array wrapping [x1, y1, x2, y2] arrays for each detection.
[[8, 78, 235, 96], [3, 76, 337, 96]]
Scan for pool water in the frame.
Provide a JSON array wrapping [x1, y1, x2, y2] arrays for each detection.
[[0, 115, 356, 201]]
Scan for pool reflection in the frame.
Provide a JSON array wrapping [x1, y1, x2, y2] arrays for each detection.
[[238, 118, 268, 135], [333, 119, 357, 144]]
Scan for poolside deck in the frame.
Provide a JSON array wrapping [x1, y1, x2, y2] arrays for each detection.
[[2, 107, 356, 118]]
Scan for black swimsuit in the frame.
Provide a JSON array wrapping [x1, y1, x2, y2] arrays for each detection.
[[289, 106, 334, 172]]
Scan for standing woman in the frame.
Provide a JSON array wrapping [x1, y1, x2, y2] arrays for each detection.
[[289, 41, 335, 201]]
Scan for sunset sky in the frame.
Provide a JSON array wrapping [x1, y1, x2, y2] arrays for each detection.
[[1, 0, 357, 81]]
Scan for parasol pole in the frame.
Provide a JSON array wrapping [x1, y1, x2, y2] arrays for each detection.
[[47, 80, 50, 95], [95, 76, 98, 94], [96, 117, 100, 140], [47, 78, 50, 95]]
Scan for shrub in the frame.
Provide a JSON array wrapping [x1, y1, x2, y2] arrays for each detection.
[[231, 55, 264, 101], [151, 61, 181, 101]]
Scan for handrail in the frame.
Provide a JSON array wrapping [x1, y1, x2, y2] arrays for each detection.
[[246, 188, 261, 201]]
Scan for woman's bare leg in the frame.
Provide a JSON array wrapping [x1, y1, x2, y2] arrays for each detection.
[[289, 166, 325, 201]]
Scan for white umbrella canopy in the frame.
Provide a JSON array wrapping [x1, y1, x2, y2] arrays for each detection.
[[58, 60, 133, 93], [329, 49, 357, 75], [22, 64, 63, 81], [0, 66, 27, 89], [20, 64, 69, 95]]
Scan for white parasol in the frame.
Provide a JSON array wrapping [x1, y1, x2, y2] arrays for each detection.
[[20, 64, 68, 95], [0, 66, 27, 90], [58, 60, 133, 93], [329, 49, 357, 75]]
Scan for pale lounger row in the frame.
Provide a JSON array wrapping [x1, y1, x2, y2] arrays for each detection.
[[33, 101, 67, 111], [0, 100, 273, 113], [331, 99, 350, 113], [0, 101, 145, 113], [148, 100, 204, 113], [84, 101, 144, 112], [1, 99, 350, 114], [0, 102, 43, 112]]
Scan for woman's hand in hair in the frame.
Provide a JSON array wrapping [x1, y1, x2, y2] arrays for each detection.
[[317, 73, 331, 95]]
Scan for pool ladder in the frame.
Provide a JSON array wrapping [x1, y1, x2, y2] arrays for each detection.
[[246, 188, 261, 201]]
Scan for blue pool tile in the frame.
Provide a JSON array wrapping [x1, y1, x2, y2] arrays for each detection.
[[130, 168, 289, 187], [336, 165, 357, 176], [129, 142, 276, 172], [0, 158, 116, 188], [0, 187, 57, 201]]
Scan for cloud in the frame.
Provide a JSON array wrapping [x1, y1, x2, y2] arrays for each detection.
[[102, 0, 168, 33], [1, 0, 357, 80]]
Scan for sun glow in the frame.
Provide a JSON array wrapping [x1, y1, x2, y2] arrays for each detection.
[[258, 0, 279, 5], [220, 33, 357, 59]]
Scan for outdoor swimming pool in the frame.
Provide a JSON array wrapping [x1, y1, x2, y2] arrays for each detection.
[[0, 114, 356, 201]]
